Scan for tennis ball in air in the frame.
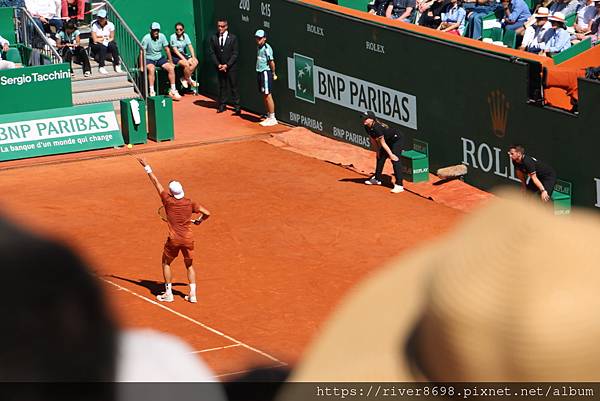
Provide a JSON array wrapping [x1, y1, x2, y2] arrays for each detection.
[[127, 144, 133, 149]]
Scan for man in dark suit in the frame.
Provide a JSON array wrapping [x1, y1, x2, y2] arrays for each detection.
[[208, 19, 240, 114]]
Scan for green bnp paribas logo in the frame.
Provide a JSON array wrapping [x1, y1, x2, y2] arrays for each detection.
[[294, 53, 314, 103]]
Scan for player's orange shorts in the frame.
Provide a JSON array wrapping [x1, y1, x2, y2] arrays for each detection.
[[163, 238, 194, 263]]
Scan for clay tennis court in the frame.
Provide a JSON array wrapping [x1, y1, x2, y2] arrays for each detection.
[[0, 97, 474, 378]]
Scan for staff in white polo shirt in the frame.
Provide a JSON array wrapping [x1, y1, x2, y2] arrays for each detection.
[[90, 9, 122, 75]]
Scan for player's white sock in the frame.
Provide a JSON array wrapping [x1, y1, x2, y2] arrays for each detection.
[[189, 283, 196, 296], [165, 283, 172, 294], [268, 113, 275, 119], [170, 84, 176, 91]]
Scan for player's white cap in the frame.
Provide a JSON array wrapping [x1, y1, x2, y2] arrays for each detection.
[[169, 181, 185, 199]]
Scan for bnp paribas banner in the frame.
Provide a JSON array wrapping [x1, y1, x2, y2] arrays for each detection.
[[0, 103, 123, 161], [213, 0, 600, 210]]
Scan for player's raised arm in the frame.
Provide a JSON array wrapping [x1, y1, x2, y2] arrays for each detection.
[[137, 157, 164, 195]]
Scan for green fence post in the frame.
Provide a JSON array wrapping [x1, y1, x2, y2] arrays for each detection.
[[120, 98, 147, 145], [147, 95, 174, 142]]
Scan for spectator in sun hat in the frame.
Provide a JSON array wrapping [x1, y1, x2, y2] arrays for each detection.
[[541, 11, 571, 54], [141, 22, 182, 100], [90, 8, 122, 75], [279, 191, 600, 385], [520, 7, 552, 52]]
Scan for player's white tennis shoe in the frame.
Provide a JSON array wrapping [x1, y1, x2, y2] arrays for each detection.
[[364, 176, 382, 186], [157, 292, 174, 302], [391, 184, 405, 193], [185, 295, 197, 303], [259, 117, 278, 127]]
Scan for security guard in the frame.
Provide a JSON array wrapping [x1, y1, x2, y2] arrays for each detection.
[[362, 111, 405, 194]]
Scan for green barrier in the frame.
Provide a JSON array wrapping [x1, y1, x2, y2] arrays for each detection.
[[0, 64, 72, 115], [338, 0, 369, 11], [552, 38, 591, 65], [120, 98, 147, 145], [0, 7, 15, 44], [0, 103, 124, 161], [207, 0, 600, 211], [147, 96, 174, 142]]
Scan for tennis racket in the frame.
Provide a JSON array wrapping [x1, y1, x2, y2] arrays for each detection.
[[157, 206, 204, 225]]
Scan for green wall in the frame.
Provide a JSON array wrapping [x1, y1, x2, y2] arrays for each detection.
[[205, 0, 600, 211], [111, 0, 197, 45]]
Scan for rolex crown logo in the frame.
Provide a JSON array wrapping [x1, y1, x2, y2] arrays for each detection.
[[488, 90, 509, 138]]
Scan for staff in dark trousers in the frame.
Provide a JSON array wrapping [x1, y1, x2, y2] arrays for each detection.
[[508, 144, 556, 202], [208, 18, 240, 114], [362, 111, 405, 194]]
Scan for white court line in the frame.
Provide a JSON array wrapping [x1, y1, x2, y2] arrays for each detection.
[[102, 278, 287, 367], [191, 344, 242, 354], [214, 363, 288, 379]]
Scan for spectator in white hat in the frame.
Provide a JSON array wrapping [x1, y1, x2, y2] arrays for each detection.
[[541, 12, 572, 55], [90, 9, 122, 75], [520, 7, 552, 52]]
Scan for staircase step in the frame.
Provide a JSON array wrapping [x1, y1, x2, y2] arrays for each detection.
[[73, 86, 139, 105], [72, 79, 133, 94], [71, 70, 128, 82]]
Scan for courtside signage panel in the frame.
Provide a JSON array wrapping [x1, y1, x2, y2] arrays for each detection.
[[0, 63, 72, 115], [0, 103, 123, 161], [287, 53, 417, 129]]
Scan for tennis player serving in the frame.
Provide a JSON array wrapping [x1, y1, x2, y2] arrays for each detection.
[[138, 157, 210, 303]]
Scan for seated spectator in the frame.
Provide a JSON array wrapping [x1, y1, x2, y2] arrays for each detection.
[[549, 0, 580, 16], [464, 0, 496, 38], [417, 0, 450, 28], [386, 0, 416, 22], [573, 0, 600, 40], [25, 0, 63, 35], [438, 0, 467, 34], [61, 0, 84, 25], [141, 22, 181, 100], [541, 11, 571, 54], [170, 22, 199, 91], [501, 0, 532, 34], [56, 20, 90, 77], [520, 7, 552, 51], [0, 34, 16, 70], [0, 0, 25, 7], [368, 0, 391, 15], [90, 9, 122, 75]]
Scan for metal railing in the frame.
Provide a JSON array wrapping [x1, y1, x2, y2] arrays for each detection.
[[102, 0, 147, 98], [16, 7, 62, 64]]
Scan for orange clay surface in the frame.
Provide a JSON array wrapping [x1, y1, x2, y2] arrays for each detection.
[[0, 95, 472, 379]]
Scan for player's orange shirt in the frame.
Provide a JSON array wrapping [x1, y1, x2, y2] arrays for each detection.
[[160, 190, 200, 245]]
